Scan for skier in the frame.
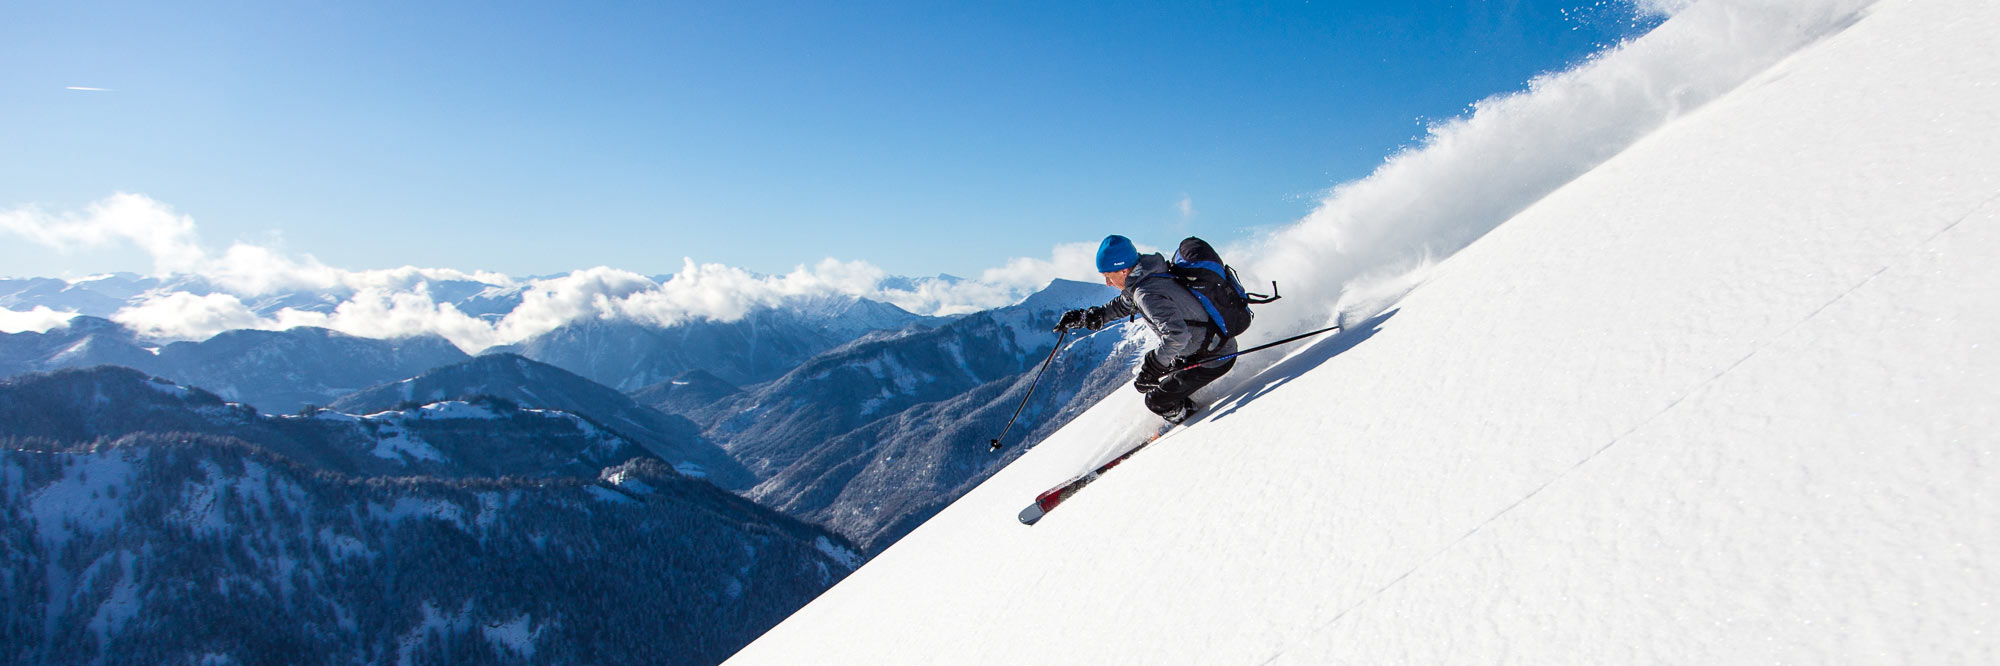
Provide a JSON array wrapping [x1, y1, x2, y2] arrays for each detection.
[[1055, 234, 1238, 425]]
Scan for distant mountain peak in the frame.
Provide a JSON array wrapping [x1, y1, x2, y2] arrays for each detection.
[[1015, 279, 1117, 312]]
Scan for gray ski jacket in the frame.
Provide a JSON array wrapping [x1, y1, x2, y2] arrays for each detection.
[[1098, 253, 1239, 367]]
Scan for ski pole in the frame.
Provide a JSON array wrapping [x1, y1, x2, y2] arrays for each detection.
[[1171, 322, 1343, 373], [989, 328, 1069, 452]]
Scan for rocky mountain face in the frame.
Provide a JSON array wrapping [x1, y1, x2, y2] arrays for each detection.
[[749, 322, 1147, 553], [627, 368, 746, 418], [674, 281, 1113, 476], [330, 354, 754, 489], [653, 279, 1137, 553], [0, 368, 859, 666]]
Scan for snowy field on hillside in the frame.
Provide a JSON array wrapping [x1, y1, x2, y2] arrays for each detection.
[[728, 0, 1998, 664]]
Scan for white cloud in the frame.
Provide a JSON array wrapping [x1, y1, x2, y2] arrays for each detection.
[[44, 230, 1100, 351], [1, 193, 207, 275], [287, 288, 501, 350], [206, 242, 345, 294], [0, 306, 80, 334], [0, 194, 514, 299], [0, 187, 1125, 350], [500, 267, 660, 335], [112, 292, 265, 340], [866, 241, 1103, 316]]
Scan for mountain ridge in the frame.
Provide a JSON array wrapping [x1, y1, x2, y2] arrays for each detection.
[[330, 353, 755, 489], [1, 367, 862, 665]]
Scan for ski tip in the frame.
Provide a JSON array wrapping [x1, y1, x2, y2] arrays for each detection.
[[1017, 503, 1045, 525]]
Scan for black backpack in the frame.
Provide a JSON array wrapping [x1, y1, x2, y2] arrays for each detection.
[[1162, 237, 1278, 341]]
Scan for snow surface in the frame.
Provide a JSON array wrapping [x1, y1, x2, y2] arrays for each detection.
[[369, 498, 469, 531], [606, 469, 659, 494], [813, 536, 864, 571], [396, 600, 476, 666], [363, 425, 445, 463], [83, 550, 139, 650], [141, 377, 192, 399], [414, 400, 504, 420], [166, 460, 239, 536], [584, 485, 636, 504], [728, 1, 1999, 664], [482, 613, 540, 660], [28, 450, 140, 546]]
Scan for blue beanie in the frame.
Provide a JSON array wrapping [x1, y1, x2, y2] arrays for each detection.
[[1095, 235, 1139, 273]]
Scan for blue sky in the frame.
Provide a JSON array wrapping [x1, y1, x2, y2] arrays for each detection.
[[1, 0, 1659, 280]]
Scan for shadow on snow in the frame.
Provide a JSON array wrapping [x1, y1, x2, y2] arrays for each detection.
[[1199, 309, 1398, 425]]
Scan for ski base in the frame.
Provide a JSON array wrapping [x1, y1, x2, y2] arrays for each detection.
[[1017, 424, 1174, 525]]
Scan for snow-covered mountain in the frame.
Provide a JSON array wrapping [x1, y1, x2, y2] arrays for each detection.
[[628, 368, 749, 419], [685, 280, 1113, 476], [0, 275, 143, 317], [150, 326, 471, 413], [0, 316, 159, 376], [2, 366, 650, 479], [0, 317, 470, 413], [0, 290, 928, 413], [728, 1, 1999, 663], [747, 319, 1147, 553], [489, 295, 933, 390], [1, 367, 861, 664], [330, 353, 755, 489], [653, 279, 1125, 551]]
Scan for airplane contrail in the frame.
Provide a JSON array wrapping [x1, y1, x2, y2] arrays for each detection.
[[65, 86, 113, 92]]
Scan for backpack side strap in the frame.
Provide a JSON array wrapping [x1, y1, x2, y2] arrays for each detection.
[[1243, 280, 1281, 305]]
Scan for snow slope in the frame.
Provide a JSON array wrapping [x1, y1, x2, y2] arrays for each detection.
[[728, 0, 1999, 663]]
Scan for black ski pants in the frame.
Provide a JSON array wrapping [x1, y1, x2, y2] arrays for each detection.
[[1143, 357, 1235, 417]]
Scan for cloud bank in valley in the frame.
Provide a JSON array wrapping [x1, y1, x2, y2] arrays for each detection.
[[0, 193, 1103, 350], [0, 306, 79, 335]]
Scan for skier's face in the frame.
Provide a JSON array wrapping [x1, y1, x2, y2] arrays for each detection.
[[1101, 269, 1130, 290]]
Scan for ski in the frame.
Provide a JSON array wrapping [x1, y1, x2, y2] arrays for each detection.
[[1018, 423, 1176, 525]]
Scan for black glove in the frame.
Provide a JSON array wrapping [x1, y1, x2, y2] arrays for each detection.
[[1133, 350, 1174, 393], [1081, 307, 1107, 331], [1054, 307, 1110, 333], [1054, 309, 1086, 332]]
